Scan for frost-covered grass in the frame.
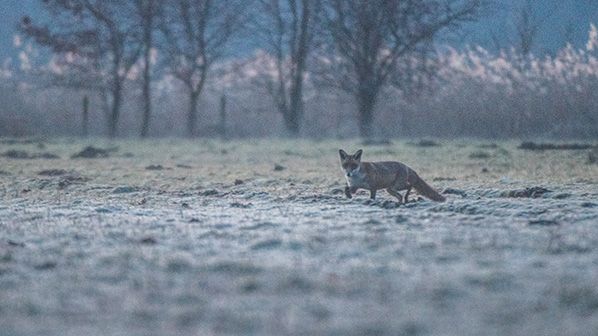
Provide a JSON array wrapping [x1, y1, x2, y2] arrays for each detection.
[[0, 138, 597, 336]]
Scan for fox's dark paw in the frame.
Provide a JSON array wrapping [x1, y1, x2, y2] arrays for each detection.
[[344, 187, 353, 199]]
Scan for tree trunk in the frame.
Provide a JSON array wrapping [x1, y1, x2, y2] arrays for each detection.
[[287, 73, 304, 137], [285, 0, 310, 137], [285, 100, 301, 136], [140, 46, 152, 137], [357, 89, 377, 139], [109, 80, 122, 138], [140, 3, 153, 138], [188, 90, 200, 137]]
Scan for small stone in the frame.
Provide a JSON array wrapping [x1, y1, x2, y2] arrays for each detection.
[[140, 237, 157, 245], [409, 140, 440, 147], [145, 165, 164, 170], [231, 202, 252, 208], [38, 169, 67, 176], [433, 177, 457, 181], [502, 187, 550, 198], [200, 189, 218, 196], [395, 215, 408, 223], [112, 186, 137, 194], [7, 240, 25, 247], [2, 150, 30, 159], [95, 207, 112, 213], [34, 261, 57, 270], [528, 219, 559, 226], [443, 188, 467, 197], [469, 151, 491, 159]]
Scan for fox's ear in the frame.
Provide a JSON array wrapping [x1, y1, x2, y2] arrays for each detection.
[[354, 149, 363, 161], [339, 149, 348, 160]]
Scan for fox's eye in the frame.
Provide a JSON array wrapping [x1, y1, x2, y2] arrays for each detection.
[[350, 164, 357, 170], [342, 163, 349, 169]]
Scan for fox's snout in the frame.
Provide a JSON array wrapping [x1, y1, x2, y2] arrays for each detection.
[[345, 167, 360, 178]]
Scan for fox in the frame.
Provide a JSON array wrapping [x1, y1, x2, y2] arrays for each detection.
[[339, 149, 446, 203]]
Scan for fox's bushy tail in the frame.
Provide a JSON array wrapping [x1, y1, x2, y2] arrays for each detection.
[[413, 176, 446, 202]]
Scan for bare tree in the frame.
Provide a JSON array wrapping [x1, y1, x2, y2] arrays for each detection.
[[22, 1, 142, 137], [514, 0, 540, 55], [317, 0, 482, 138], [254, 0, 319, 136], [160, 0, 247, 137], [135, 0, 160, 137]]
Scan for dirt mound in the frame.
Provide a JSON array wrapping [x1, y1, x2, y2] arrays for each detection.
[[469, 151, 491, 159], [112, 186, 138, 194], [145, 165, 166, 170], [57, 174, 89, 189], [71, 146, 117, 159], [518, 142, 592, 151], [0, 139, 42, 145], [38, 169, 67, 176], [588, 147, 598, 164], [361, 139, 393, 146], [1, 150, 59, 159], [501, 186, 551, 198], [443, 188, 467, 197], [408, 140, 441, 147]]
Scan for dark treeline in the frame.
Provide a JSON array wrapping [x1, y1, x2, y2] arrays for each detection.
[[9, 0, 482, 138], [2, 0, 597, 139]]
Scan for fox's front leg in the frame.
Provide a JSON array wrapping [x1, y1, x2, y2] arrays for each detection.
[[344, 186, 358, 199], [369, 189, 377, 199]]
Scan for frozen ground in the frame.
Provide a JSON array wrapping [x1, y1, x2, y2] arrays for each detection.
[[0, 138, 597, 336]]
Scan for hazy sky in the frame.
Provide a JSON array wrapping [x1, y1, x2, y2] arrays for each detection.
[[1, 0, 597, 65], [0, 0, 39, 61]]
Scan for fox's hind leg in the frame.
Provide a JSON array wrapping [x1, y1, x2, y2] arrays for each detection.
[[404, 187, 412, 203], [386, 188, 403, 203]]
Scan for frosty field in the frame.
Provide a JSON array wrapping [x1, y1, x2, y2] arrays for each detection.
[[0, 138, 597, 336]]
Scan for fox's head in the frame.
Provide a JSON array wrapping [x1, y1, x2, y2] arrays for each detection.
[[339, 149, 363, 178]]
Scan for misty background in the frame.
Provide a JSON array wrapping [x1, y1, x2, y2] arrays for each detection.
[[0, 0, 597, 138]]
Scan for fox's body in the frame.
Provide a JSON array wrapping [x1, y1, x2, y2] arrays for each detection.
[[339, 149, 445, 202]]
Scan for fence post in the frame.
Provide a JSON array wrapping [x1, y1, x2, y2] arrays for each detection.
[[82, 95, 89, 137], [219, 94, 227, 139]]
